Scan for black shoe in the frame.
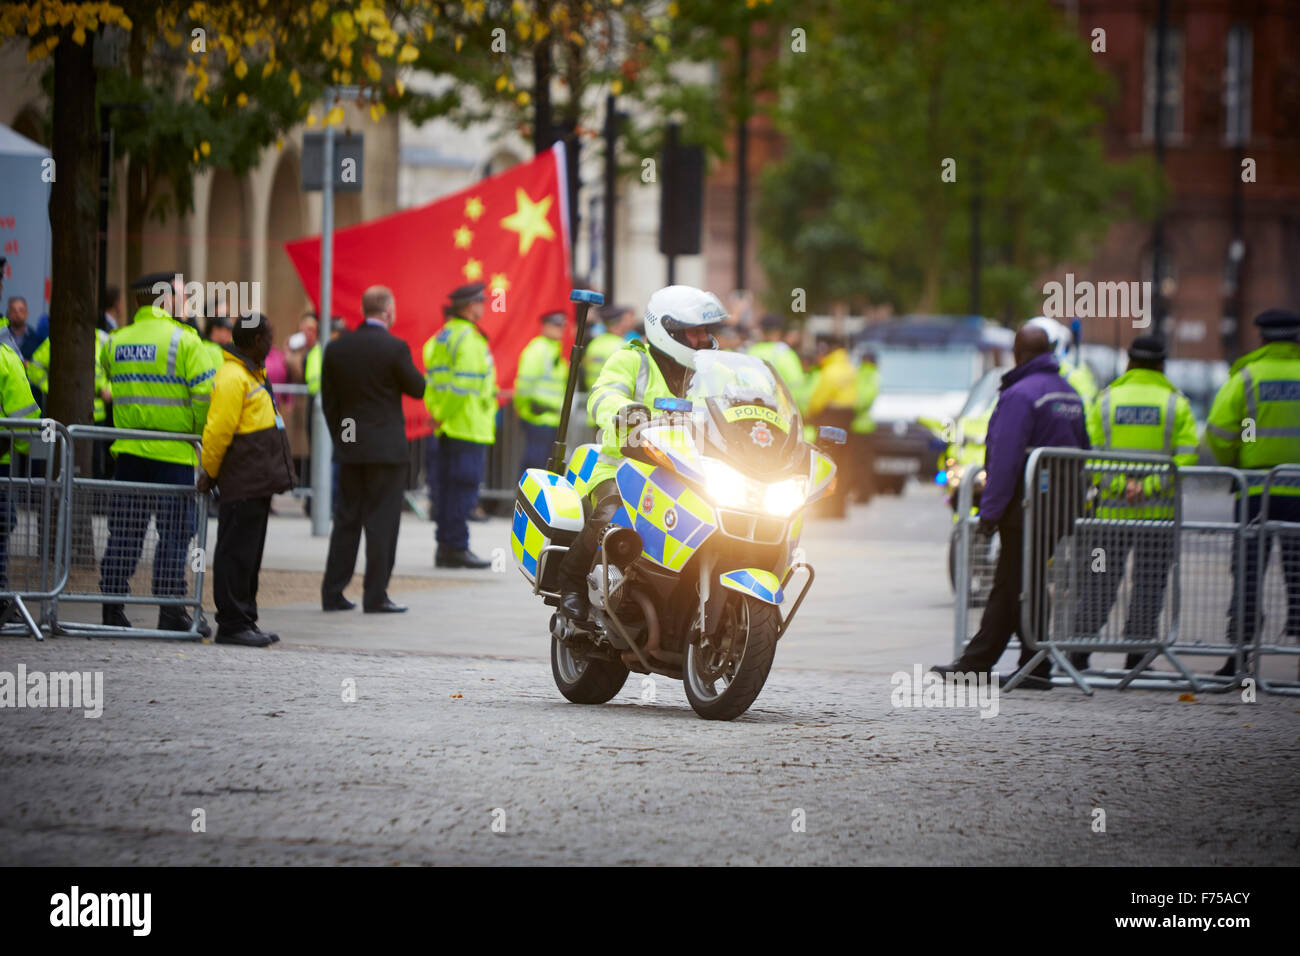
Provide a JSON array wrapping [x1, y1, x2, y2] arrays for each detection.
[[467, 507, 490, 523], [322, 596, 356, 612], [435, 547, 491, 569], [158, 609, 200, 634], [929, 662, 990, 679], [102, 605, 131, 628], [195, 612, 212, 639], [254, 628, 280, 644], [1124, 653, 1145, 670], [560, 590, 589, 621], [1215, 657, 1243, 678], [1001, 672, 1054, 691], [215, 629, 273, 648], [1068, 652, 1091, 671], [364, 599, 407, 613]]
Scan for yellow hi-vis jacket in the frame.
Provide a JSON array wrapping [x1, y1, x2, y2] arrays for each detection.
[[28, 330, 110, 422], [99, 306, 215, 465], [201, 350, 295, 501], [586, 339, 674, 491], [1206, 341, 1300, 496], [425, 316, 496, 444], [1086, 368, 1199, 518], [808, 348, 857, 417], [0, 344, 40, 464], [747, 340, 806, 399], [513, 334, 568, 427]]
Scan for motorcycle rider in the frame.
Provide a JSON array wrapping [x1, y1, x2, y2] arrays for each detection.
[[557, 285, 728, 621]]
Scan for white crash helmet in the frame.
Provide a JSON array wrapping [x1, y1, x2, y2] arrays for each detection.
[[1024, 316, 1071, 361], [644, 285, 728, 371]]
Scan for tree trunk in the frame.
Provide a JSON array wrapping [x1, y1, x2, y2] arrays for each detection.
[[532, 0, 553, 154], [48, 33, 97, 433]]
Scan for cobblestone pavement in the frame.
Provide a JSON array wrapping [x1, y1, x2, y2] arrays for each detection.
[[3, 488, 1297, 865], [2, 638, 1296, 866]]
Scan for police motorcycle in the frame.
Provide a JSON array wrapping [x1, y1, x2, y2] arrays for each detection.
[[511, 290, 844, 720]]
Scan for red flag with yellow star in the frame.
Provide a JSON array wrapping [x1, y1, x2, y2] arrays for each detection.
[[285, 143, 572, 439]]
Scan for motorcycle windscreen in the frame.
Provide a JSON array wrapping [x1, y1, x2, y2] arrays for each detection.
[[685, 351, 803, 480]]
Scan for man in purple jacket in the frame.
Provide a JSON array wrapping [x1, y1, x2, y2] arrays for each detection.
[[933, 324, 1090, 690]]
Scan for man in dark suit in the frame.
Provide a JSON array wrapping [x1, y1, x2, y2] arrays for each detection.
[[320, 286, 426, 613]]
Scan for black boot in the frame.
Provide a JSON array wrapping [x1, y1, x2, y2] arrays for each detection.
[[435, 547, 491, 569], [1068, 652, 1090, 671], [102, 604, 131, 628], [158, 607, 210, 637]]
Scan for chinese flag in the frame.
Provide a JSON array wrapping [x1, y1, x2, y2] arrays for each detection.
[[285, 143, 572, 439]]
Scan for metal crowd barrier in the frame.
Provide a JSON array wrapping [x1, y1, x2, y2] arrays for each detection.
[[49, 425, 209, 640], [0, 417, 72, 640], [950, 467, 1006, 660], [1255, 465, 1300, 695], [955, 445, 1300, 695]]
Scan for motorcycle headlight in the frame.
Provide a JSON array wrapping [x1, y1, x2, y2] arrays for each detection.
[[764, 479, 807, 517], [703, 459, 747, 508]]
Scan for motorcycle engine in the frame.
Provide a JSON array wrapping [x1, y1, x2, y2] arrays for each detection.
[[587, 563, 626, 612]]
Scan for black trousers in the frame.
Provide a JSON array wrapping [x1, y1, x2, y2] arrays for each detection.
[[1232, 494, 1300, 644], [322, 462, 406, 608], [558, 479, 621, 592], [213, 495, 271, 634], [1072, 527, 1176, 639], [958, 519, 1050, 675]]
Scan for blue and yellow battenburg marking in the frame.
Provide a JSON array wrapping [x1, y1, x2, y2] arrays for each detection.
[[612, 458, 717, 572], [806, 448, 836, 504], [719, 568, 785, 606], [512, 468, 585, 582], [564, 443, 600, 498]]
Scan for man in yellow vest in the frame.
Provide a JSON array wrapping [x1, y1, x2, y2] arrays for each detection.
[[98, 272, 216, 634], [28, 328, 111, 424], [201, 314, 232, 370], [808, 336, 858, 514], [0, 342, 40, 599], [558, 285, 726, 621], [513, 310, 568, 473], [1069, 335, 1199, 671], [199, 312, 295, 647], [1206, 309, 1300, 675], [426, 282, 496, 569], [850, 348, 880, 500], [747, 314, 806, 396]]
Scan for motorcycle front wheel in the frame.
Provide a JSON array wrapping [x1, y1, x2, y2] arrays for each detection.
[[551, 635, 629, 704], [683, 593, 779, 721]]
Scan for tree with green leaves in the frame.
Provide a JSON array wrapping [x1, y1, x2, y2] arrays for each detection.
[[757, 0, 1161, 323]]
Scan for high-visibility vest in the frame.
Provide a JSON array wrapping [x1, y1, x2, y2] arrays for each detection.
[[851, 361, 879, 434], [1205, 341, 1300, 496], [586, 339, 674, 490], [0, 344, 40, 464], [1061, 359, 1098, 404], [583, 332, 625, 391], [99, 306, 215, 465], [28, 330, 110, 422], [808, 348, 857, 417], [513, 334, 568, 427], [1087, 368, 1199, 518], [305, 343, 322, 396], [747, 340, 806, 399], [426, 316, 496, 444]]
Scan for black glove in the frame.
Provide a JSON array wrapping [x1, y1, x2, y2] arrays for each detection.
[[615, 402, 651, 432]]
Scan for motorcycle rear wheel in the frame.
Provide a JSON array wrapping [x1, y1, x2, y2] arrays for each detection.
[[683, 594, 778, 720], [551, 635, 629, 704]]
